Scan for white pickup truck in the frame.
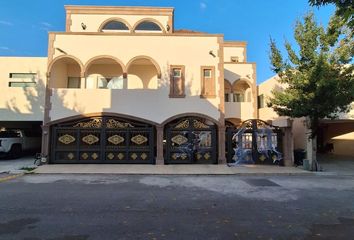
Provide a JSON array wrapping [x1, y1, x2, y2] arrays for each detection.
[[0, 129, 41, 158]]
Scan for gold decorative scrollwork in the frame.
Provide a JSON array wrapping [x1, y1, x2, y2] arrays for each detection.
[[82, 134, 99, 145], [175, 119, 189, 129], [196, 153, 202, 160], [58, 134, 76, 145], [117, 153, 124, 160], [67, 153, 74, 160], [131, 134, 148, 145], [74, 118, 102, 128], [107, 153, 114, 160], [260, 155, 266, 162], [172, 153, 187, 160], [141, 153, 148, 160], [92, 153, 98, 160], [204, 152, 211, 160], [193, 120, 209, 129], [108, 135, 124, 145], [171, 134, 188, 145], [106, 119, 134, 128], [81, 153, 88, 160], [131, 153, 138, 160]]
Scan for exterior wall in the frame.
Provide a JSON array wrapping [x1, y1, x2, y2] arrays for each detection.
[[258, 75, 285, 120], [0, 57, 47, 121], [70, 14, 170, 32], [48, 33, 222, 124], [65, 6, 174, 33], [224, 46, 246, 63], [292, 118, 306, 149]]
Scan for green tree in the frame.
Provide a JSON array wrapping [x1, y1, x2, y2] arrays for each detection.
[[309, 0, 353, 29], [269, 12, 354, 169]]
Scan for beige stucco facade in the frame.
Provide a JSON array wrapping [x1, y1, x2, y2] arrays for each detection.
[[0, 5, 261, 164], [258, 75, 354, 156]]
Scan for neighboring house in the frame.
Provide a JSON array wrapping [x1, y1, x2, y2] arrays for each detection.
[[0, 5, 259, 164], [258, 75, 354, 157]]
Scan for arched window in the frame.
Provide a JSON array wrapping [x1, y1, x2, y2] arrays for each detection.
[[102, 21, 129, 31], [135, 21, 162, 31]]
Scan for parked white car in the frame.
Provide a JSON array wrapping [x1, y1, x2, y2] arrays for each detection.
[[0, 129, 41, 158]]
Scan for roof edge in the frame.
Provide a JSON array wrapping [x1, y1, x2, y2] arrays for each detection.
[[223, 41, 247, 47], [65, 5, 174, 14]]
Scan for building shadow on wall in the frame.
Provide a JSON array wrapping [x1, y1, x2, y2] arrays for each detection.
[[0, 71, 85, 129]]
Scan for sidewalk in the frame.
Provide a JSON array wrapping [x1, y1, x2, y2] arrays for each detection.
[[0, 156, 36, 173], [34, 164, 311, 175]]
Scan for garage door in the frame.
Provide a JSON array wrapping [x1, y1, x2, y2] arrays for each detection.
[[164, 117, 217, 164], [51, 116, 155, 164]]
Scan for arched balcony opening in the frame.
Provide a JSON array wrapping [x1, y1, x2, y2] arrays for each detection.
[[126, 56, 161, 89], [99, 18, 131, 32], [224, 78, 254, 120], [230, 79, 252, 102], [133, 19, 165, 33], [84, 57, 125, 89], [48, 56, 83, 89]]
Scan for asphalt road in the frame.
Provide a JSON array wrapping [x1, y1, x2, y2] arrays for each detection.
[[0, 174, 354, 240]]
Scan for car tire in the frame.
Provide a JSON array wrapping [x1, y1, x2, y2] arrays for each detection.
[[10, 144, 22, 159]]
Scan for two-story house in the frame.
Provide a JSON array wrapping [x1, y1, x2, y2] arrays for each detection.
[[0, 5, 258, 164]]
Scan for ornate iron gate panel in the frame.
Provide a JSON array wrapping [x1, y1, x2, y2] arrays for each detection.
[[226, 119, 283, 165], [51, 116, 155, 164], [165, 117, 217, 164]]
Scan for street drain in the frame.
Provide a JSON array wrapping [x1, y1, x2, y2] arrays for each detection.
[[243, 179, 280, 187]]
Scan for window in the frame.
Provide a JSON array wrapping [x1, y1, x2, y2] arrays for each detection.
[[258, 94, 265, 108], [225, 93, 230, 102], [67, 77, 81, 89], [200, 66, 215, 98], [169, 65, 185, 98], [231, 56, 239, 62], [102, 21, 129, 31], [203, 69, 212, 78], [107, 77, 124, 89], [9, 73, 36, 80], [98, 78, 108, 89], [9, 73, 36, 87], [233, 93, 244, 102], [9, 82, 36, 87], [135, 21, 162, 31]]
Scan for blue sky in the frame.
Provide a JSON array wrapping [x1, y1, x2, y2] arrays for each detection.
[[0, 0, 335, 83]]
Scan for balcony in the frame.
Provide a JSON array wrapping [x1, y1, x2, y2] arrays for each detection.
[[225, 102, 253, 120], [50, 88, 221, 124]]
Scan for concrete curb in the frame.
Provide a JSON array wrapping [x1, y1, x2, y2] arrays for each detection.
[[0, 173, 24, 183]]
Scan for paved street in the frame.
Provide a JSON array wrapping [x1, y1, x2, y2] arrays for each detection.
[[0, 174, 354, 240]]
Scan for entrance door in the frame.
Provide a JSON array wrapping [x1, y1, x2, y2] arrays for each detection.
[[51, 116, 155, 164]]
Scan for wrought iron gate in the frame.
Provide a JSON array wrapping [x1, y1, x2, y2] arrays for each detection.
[[165, 117, 217, 164], [51, 116, 155, 164], [226, 119, 283, 165]]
